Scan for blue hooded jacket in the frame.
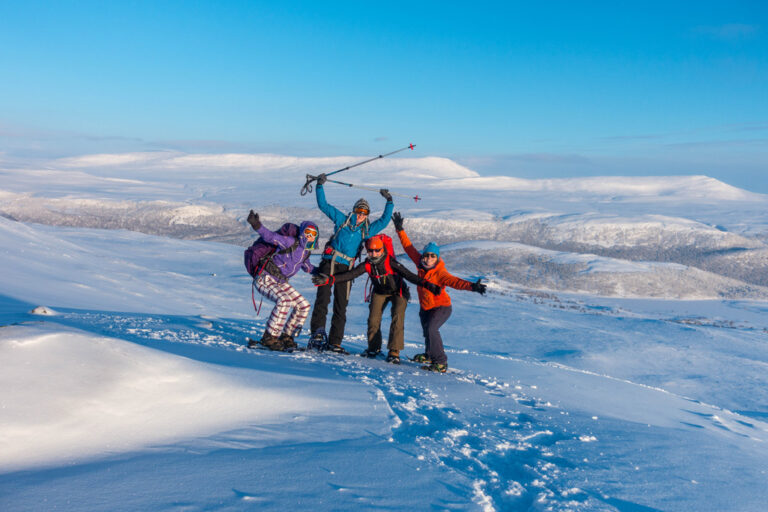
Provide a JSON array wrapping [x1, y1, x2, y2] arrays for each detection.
[[256, 220, 318, 279], [316, 184, 393, 265]]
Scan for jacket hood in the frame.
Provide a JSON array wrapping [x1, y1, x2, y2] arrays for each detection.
[[299, 220, 319, 250]]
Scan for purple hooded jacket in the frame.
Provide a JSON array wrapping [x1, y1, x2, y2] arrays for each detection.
[[256, 220, 318, 280]]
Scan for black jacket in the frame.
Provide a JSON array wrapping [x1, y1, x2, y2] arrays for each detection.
[[332, 255, 423, 297]]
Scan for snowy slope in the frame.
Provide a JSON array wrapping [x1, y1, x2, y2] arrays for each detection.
[[2, 216, 768, 511]]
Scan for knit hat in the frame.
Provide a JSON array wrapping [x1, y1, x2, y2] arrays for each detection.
[[353, 198, 370, 213], [422, 242, 440, 258]]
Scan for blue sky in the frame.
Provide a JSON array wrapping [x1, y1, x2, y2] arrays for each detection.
[[1, 1, 767, 191]]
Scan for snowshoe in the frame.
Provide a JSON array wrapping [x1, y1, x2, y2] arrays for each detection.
[[421, 362, 447, 373], [326, 344, 349, 355], [361, 348, 381, 358], [385, 351, 401, 365], [411, 353, 431, 364], [307, 331, 328, 351]]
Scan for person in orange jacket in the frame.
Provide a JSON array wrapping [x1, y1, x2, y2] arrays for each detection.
[[392, 212, 486, 372]]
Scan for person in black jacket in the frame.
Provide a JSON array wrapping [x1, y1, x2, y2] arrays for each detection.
[[313, 235, 440, 363]]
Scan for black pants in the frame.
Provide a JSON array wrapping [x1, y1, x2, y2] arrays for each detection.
[[419, 305, 452, 365], [310, 259, 350, 346]]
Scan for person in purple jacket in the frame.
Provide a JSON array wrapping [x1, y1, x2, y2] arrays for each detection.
[[246, 210, 319, 351]]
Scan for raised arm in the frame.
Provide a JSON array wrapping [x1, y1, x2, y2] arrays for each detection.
[[316, 184, 346, 225], [368, 191, 394, 235], [396, 227, 422, 266], [256, 224, 296, 250]]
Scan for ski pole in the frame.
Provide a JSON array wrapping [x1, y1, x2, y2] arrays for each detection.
[[300, 143, 415, 196], [324, 177, 422, 202]]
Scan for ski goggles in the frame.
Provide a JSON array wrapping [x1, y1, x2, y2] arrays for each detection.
[[303, 227, 318, 238], [354, 207, 370, 215]]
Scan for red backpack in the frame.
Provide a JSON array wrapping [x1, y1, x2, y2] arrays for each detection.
[[364, 234, 407, 301]]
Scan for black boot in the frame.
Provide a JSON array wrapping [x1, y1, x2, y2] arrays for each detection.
[[279, 333, 297, 352], [361, 348, 381, 358], [259, 332, 283, 351], [385, 350, 401, 364]]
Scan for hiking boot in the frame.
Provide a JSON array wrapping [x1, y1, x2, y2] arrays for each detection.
[[421, 362, 447, 373], [411, 353, 431, 364], [361, 348, 381, 358], [279, 333, 297, 351], [326, 344, 349, 355], [307, 331, 327, 351], [259, 332, 283, 351], [385, 350, 400, 365]]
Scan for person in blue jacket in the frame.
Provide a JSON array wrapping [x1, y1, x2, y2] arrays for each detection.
[[309, 173, 394, 353]]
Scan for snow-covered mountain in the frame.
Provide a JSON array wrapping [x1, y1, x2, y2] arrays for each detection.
[[2, 152, 768, 511], [3, 151, 768, 295]]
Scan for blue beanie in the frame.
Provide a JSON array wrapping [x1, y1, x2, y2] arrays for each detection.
[[423, 242, 440, 258]]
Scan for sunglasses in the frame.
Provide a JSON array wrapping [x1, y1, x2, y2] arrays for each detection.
[[368, 248, 383, 254], [422, 253, 438, 259], [303, 228, 318, 238]]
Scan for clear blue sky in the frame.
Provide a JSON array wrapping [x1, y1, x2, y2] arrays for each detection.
[[1, 1, 766, 190]]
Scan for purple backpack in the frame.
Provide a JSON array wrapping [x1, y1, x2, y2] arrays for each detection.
[[244, 223, 300, 278]]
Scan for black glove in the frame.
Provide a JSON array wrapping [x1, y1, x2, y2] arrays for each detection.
[[423, 281, 441, 295], [316, 173, 327, 186], [392, 211, 404, 231], [471, 279, 487, 295], [312, 273, 330, 286], [380, 188, 393, 202], [247, 210, 261, 231]]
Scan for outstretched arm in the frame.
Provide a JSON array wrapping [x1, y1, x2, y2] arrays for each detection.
[[312, 262, 367, 286], [435, 268, 474, 291], [327, 262, 367, 283], [390, 258, 421, 286]]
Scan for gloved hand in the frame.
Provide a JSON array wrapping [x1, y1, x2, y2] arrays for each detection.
[[423, 281, 441, 295], [312, 273, 331, 286], [380, 188, 393, 202], [392, 211, 404, 231], [471, 279, 487, 295], [316, 173, 327, 186], [247, 210, 261, 231]]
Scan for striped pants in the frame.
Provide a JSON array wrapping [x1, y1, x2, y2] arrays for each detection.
[[255, 274, 311, 337]]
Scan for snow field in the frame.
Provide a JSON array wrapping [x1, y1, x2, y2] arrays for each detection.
[[2, 218, 768, 510]]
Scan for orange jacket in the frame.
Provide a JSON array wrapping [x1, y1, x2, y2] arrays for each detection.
[[397, 229, 473, 310]]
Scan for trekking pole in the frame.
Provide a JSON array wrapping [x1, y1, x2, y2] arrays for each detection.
[[324, 177, 422, 202], [300, 144, 416, 196]]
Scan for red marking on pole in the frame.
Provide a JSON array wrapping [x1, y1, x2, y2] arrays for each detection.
[[413, 195, 421, 202], [409, 143, 414, 150]]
